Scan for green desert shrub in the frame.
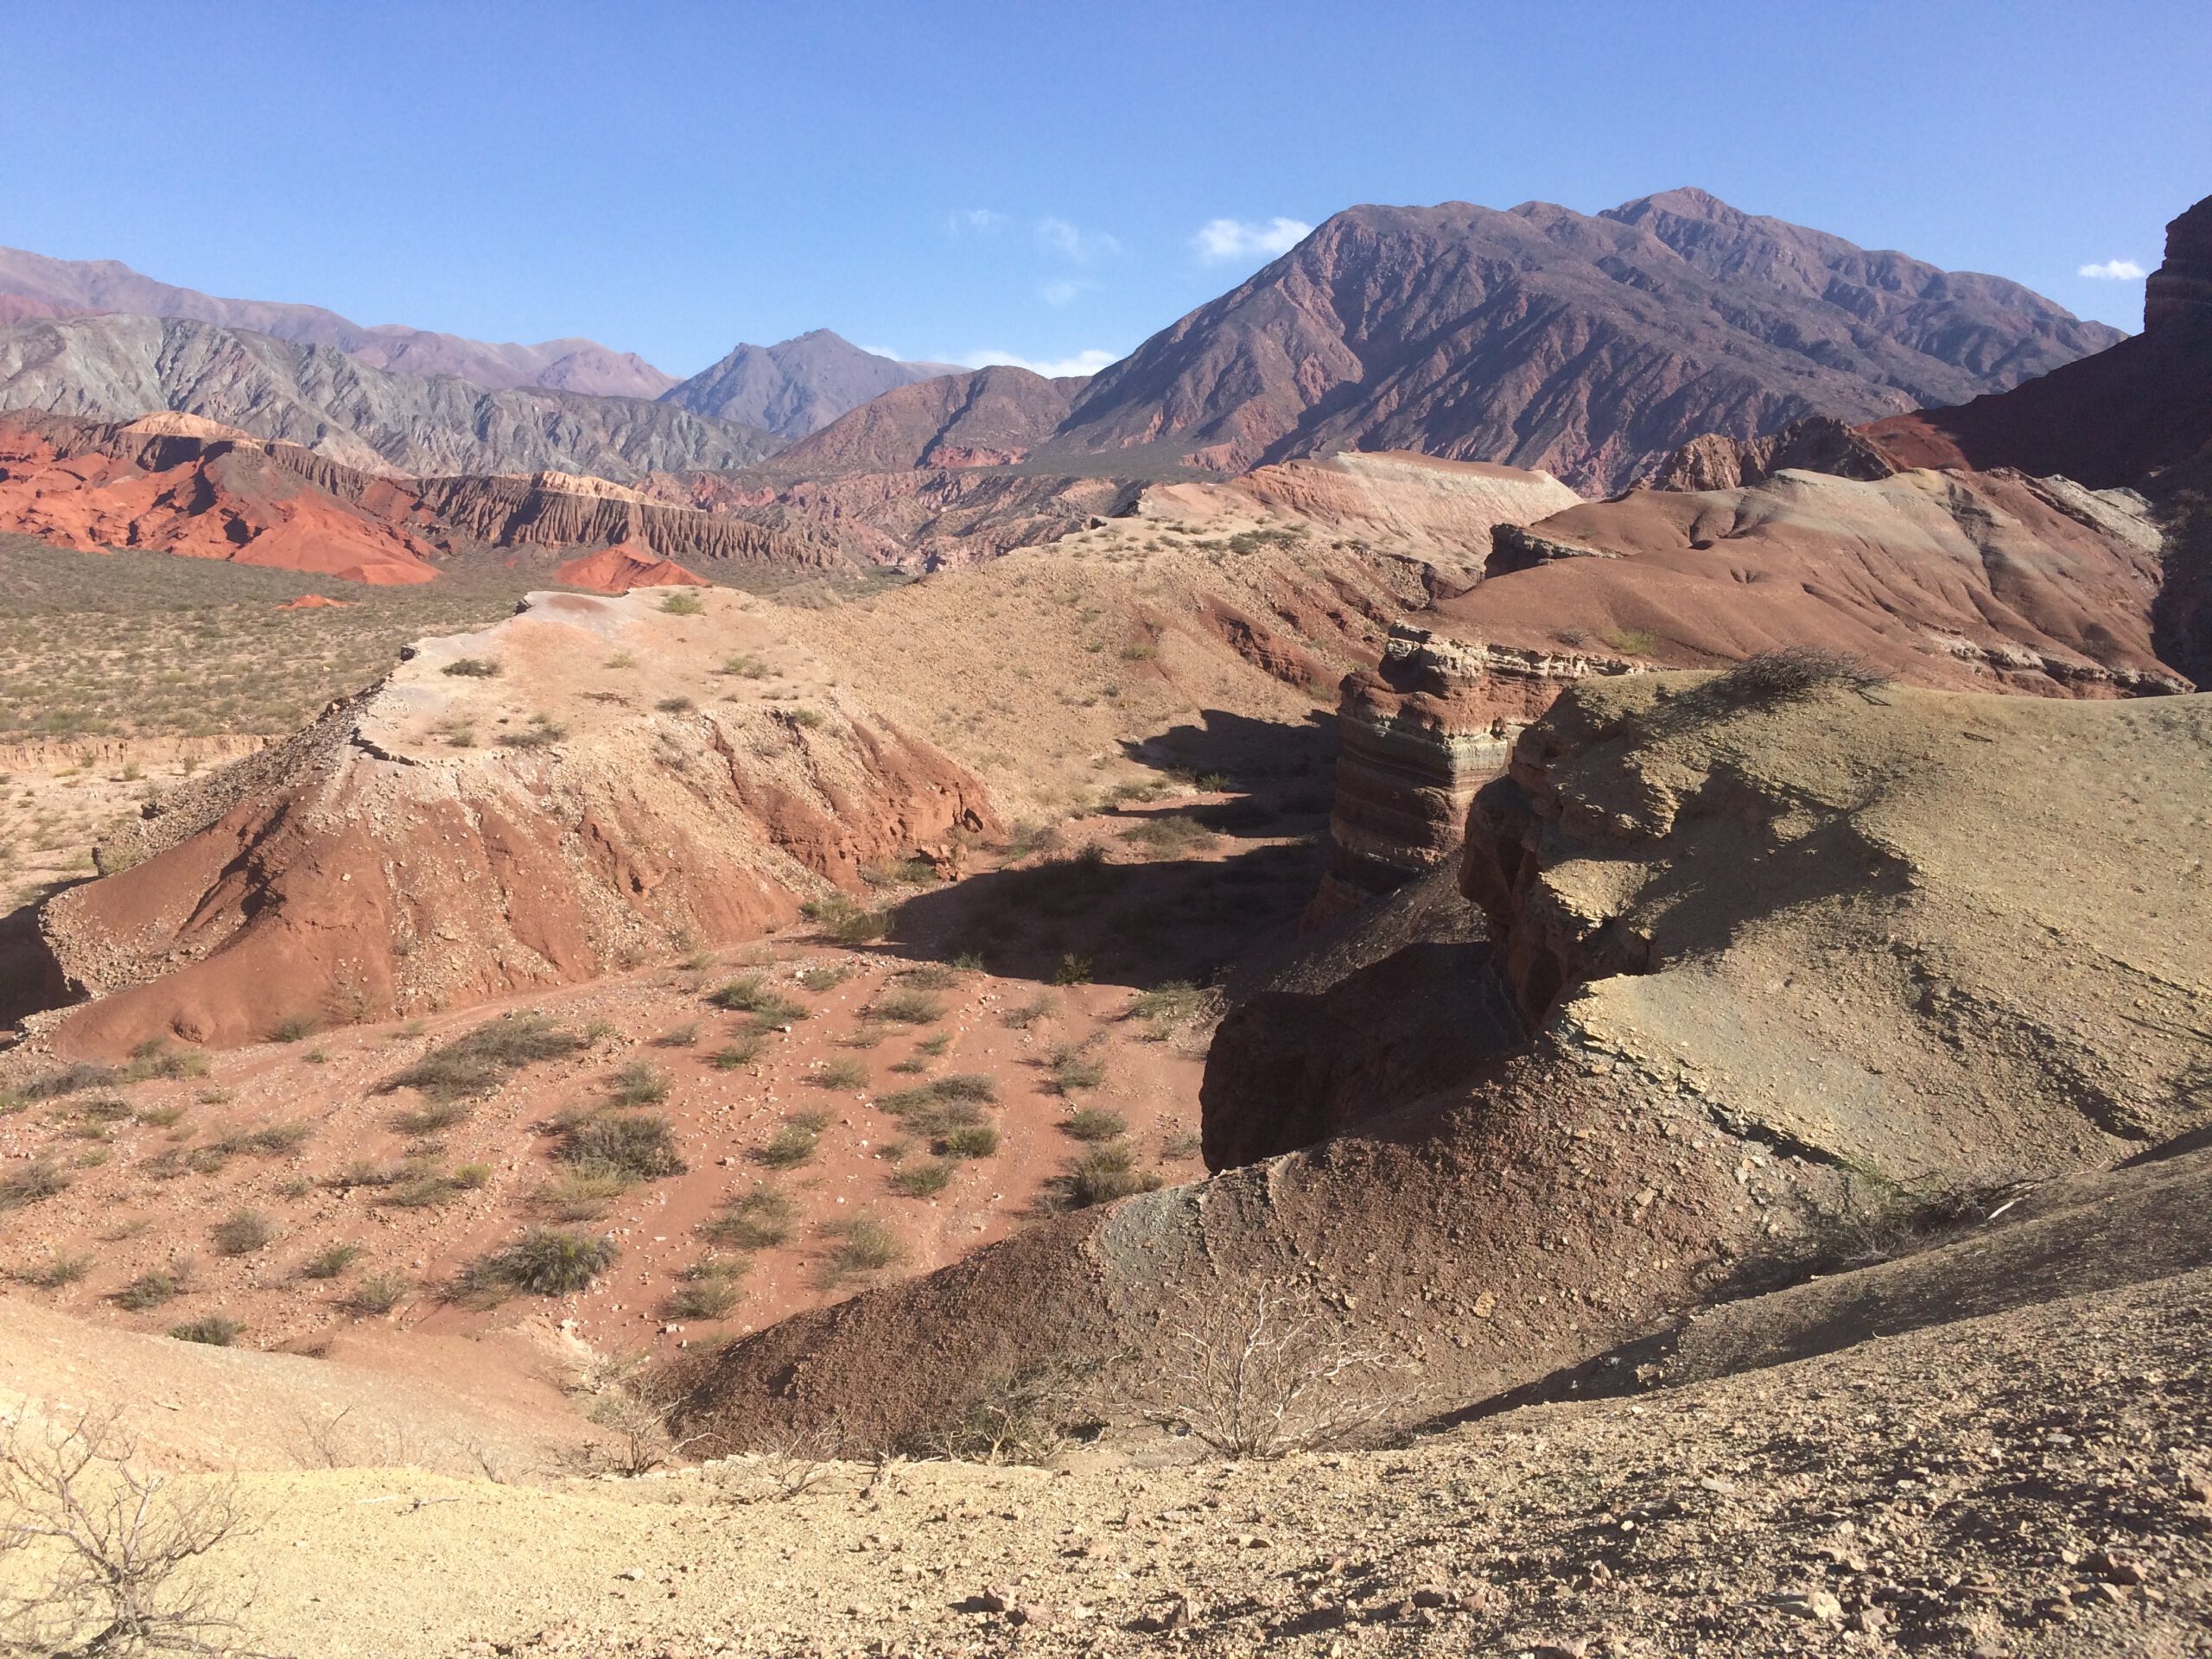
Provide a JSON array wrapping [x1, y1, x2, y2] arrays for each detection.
[[558, 1111, 685, 1182], [938, 1123, 1001, 1160], [811, 1058, 868, 1090], [754, 1123, 821, 1169], [699, 1185, 795, 1250], [468, 1228, 616, 1298], [379, 1014, 585, 1102], [821, 1214, 905, 1283], [1059, 1107, 1128, 1142], [871, 989, 944, 1026], [1052, 1143, 1162, 1210], [169, 1315, 240, 1346], [348, 1272, 410, 1315], [210, 1211, 274, 1256], [604, 1062, 671, 1108], [889, 1159, 955, 1198], [300, 1244, 360, 1281], [112, 1269, 184, 1311]]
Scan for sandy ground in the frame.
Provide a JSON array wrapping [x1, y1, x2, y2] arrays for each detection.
[[6, 1255, 2202, 1658]]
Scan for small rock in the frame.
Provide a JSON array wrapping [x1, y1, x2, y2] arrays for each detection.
[[615, 1568, 645, 1582], [1531, 1641, 1588, 1659], [2181, 1466, 2212, 1503], [1008, 1604, 1059, 1629], [2094, 1550, 2151, 1586], [1410, 1586, 1451, 1609], [974, 1586, 1012, 1614], [1847, 1606, 1888, 1635]]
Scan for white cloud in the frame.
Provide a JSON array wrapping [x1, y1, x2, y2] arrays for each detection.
[[948, 208, 1007, 235], [960, 347, 1122, 379], [2078, 258, 2146, 280], [1038, 278, 1096, 308], [1192, 215, 1313, 265], [1036, 217, 1121, 264]]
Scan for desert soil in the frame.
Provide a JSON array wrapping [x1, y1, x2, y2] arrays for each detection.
[[10, 1257, 2201, 1659]]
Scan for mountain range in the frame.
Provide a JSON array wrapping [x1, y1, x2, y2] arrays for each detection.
[[1042, 188, 2123, 491], [0, 187, 2131, 497]]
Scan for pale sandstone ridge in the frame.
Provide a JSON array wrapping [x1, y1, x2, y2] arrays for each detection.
[[1310, 463, 2185, 916], [674, 679, 2212, 1451], [37, 587, 996, 1053], [1147, 450, 1581, 584]]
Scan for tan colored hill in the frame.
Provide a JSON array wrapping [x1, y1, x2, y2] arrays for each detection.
[[1314, 462, 2183, 917]]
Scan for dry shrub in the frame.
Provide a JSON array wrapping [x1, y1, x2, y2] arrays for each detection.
[[906, 1362, 1100, 1466], [0, 1409, 251, 1655], [556, 1112, 685, 1182], [0, 1160, 71, 1212], [820, 1214, 905, 1285], [1050, 1142, 1160, 1209], [1137, 1281, 1415, 1458], [209, 1211, 273, 1257], [1697, 645, 1892, 709], [461, 1228, 616, 1300], [699, 1185, 794, 1249], [378, 1014, 584, 1103]]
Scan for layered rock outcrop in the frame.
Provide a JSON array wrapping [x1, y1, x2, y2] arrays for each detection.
[[0, 414, 843, 582], [1312, 631, 1637, 922], [38, 588, 996, 1053], [1312, 462, 2185, 922], [0, 416, 445, 584]]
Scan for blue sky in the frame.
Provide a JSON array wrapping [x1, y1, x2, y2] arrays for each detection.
[[2, 2, 2203, 377]]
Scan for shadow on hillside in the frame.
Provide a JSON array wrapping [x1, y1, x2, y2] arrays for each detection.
[[1120, 705, 1338, 809], [890, 836, 1327, 992]]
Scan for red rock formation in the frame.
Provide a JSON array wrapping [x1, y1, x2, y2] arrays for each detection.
[[0, 415, 846, 583], [551, 542, 711, 593], [1853, 194, 2212, 493], [38, 588, 998, 1054], [0, 418, 442, 584]]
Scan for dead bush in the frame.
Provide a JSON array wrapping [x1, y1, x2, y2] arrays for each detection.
[[0, 1408, 251, 1656], [1136, 1281, 1415, 1458], [1696, 646, 1892, 709]]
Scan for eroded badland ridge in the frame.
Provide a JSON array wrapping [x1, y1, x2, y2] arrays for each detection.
[[0, 188, 2206, 1659]]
